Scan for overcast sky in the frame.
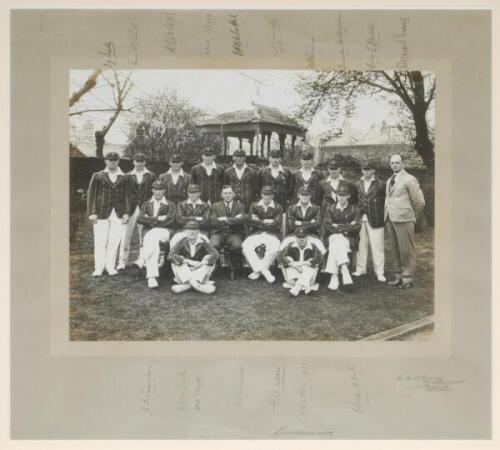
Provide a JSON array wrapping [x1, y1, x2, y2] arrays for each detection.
[[69, 69, 427, 146]]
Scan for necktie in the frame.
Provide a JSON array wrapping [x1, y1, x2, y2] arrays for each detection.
[[389, 175, 396, 189], [225, 202, 231, 214]]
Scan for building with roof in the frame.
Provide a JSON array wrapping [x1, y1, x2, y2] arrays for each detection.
[[197, 102, 307, 158]]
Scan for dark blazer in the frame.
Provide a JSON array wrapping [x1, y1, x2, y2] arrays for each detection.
[[323, 203, 361, 250], [87, 170, 132, 219], [356, 177, 386, 228], [277, 241, 324, 268], [291, 169, 325, 205], [137, 198, 177, 231], [124, 170, 157, 210], [286, 203, 321, 236], [176, 200, 211, 230], [190, 163, 225, 205], [157, 170, 191, 205], [319, 177, 359, 209], [223, 165, 259, 211], [259, 166, 294, 210], [210, 200, 246, 234], [168, 237, 219, 266], [247, 200, 283, 237]]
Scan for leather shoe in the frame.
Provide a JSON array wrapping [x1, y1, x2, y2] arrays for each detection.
[[387, 278, 402, 286], [398, 282, 414, 289]]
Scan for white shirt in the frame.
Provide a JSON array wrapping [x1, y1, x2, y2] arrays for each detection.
[[203, 162, 216, 176], [290, 240, 315, 262], [167, 168, 186, 185], [186, 198, 204, 206], [131, 167, 151, 184], [104, 166, 123, 183], [233, 163, 247, 180], [151, 196, 168, 216], [300, 168, 314, 182], [269, 164, 284, 178], [257, 198, 275, 213], [187, 236, 205, 258], [335, 201, 349, 212], [296, 201, 313, 218], [328, 174, 344, 190]]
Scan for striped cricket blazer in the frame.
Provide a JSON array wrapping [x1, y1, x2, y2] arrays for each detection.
[[86, 169, 132, 219]]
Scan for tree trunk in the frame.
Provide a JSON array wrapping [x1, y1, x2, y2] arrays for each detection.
[[410, 71, 435, 169], [95, 131, 105, 158], [412, 106, 435, 169]]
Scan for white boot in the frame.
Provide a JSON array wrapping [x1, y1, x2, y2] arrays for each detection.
[[328, 275, 339, 291], [341, 265, 353, 285], [147, 277, 159, 289]]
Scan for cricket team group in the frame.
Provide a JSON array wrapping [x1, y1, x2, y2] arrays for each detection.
[[85, 146, 426, 296]]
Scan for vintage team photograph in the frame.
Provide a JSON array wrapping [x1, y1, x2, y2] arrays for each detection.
[[69, 69, 435, 341]]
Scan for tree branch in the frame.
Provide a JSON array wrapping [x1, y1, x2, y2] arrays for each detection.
[[69, 69, 102, 107]]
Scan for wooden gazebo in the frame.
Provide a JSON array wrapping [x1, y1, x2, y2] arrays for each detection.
[[197, 102, 307, 158]]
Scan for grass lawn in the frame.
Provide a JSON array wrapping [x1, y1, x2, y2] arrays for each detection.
[[70, 217, 434, 341]]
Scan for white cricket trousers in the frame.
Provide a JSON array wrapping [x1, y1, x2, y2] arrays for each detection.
[[324, 234, 351, 275], [136, 228, 171, 279], [356, 220, 385, 276], [241, 232, 281, 273], [93, 209, 126, 274], [282, 265, 319, 288], [172, 263, 215, 284], [119, 205, 142, 266]]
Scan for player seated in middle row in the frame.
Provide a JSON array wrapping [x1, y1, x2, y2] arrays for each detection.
[[277, 227, 326, 297], [286, 186, 321, 236], [323, 184, 361, 291], [242, 185, 283, 284], [133, 180, 176, 289], [209, 185, 246, 277]]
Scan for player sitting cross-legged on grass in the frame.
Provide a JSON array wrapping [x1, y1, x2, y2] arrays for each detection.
[[168, 221, 219, 294]]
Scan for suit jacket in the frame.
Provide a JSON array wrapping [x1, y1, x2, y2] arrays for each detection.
[[291, 169, 325, 205], [277, 240, 324, 268], [223, 165, 259, 211], [323, 203, 361, 250], [210, 200, 246, 234], [176, 200, 211, 230], [319, 177, 358, 209], [247, 200, 283, 237], [124, 170, 157, 210], [137, 197, 177, 231], [286, 202, 321, 235], [384, 169, 425, 223], [356, 176, 386, 228], [168, 236, 219, 266], [190, 163, 225, 205], [86, 169, 132, 219], [259, 166, 294, 210], [157, 170, 191, 204]]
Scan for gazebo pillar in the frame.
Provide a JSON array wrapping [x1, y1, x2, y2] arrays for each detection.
[[266, 132, 271, 156], [238, 136, 243, 149], [279, 133, 286, 153], [250, 133, 255, 156], [224, 135, 228, 156], [260, 131, 265, 157]]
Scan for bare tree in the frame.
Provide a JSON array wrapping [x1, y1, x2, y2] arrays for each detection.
[[94, 70, 134, 158], [69, 69, 102, 108], [295, 71, 436, 169]]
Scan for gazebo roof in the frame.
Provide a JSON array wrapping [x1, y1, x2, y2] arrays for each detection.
[[198, 102, 307, 132]]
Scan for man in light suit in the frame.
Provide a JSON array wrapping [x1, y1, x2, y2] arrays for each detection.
[[384, 154, 426, 288]]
